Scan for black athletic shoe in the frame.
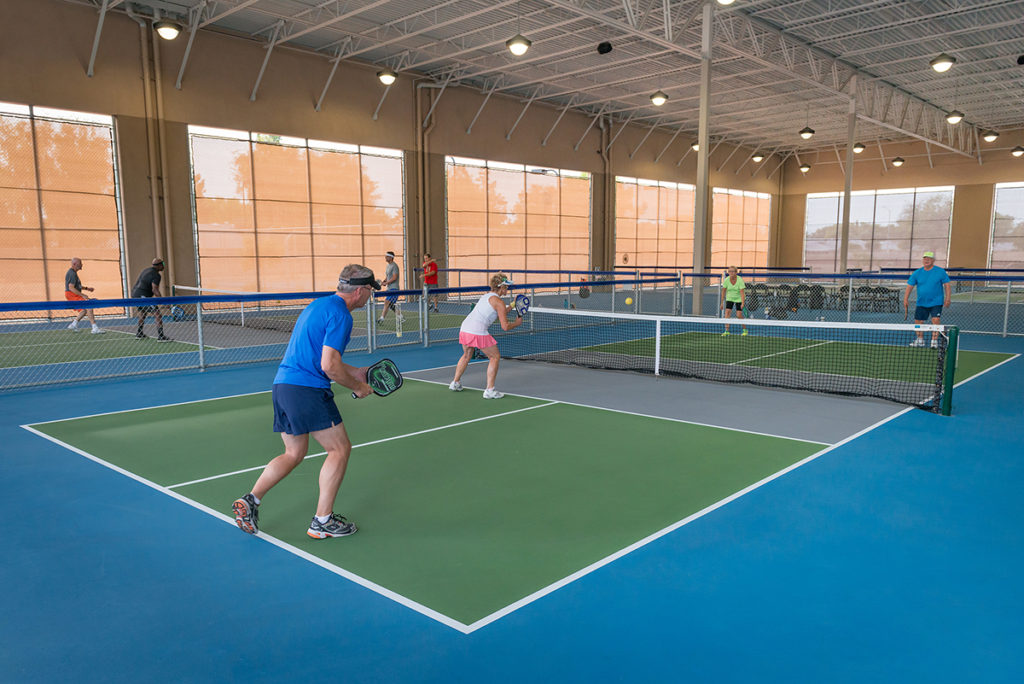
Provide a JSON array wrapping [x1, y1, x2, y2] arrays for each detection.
[[156, 334, 173, 342], [232, 494, 259, 534], [136, 332, 148, 339], [307, 513, 357, 539]]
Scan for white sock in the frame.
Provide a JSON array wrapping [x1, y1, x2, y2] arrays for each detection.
[[251, 494, 261, 505], [315, 513, 330, 524]]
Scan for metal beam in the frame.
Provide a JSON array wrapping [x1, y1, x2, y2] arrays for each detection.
[[86, 0, 112, 78], [506, 89, 541, 141], [315, 52, 343, 112], [573, 104, 608, 152], [604, 112, 637, 153], [250, 21, 283, 102], [629, 118, 661, 159], [372, 84, 392, 121], [466, 83, 498, 135], [175, 0, 206, 90], [541, 99, 575, 147], [653, 126, 684, 163]]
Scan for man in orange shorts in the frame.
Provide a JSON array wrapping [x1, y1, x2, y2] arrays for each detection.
[[65, 257, 105, 334]]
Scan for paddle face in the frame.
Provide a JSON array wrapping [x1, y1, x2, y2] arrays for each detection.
[[171, 305, 185, 321], [353, 358, 403, 398], [578, 286, 591, 299], [514, 294, 531, 317]]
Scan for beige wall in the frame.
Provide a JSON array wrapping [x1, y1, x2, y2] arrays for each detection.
[[778, 134, 1024, 270]]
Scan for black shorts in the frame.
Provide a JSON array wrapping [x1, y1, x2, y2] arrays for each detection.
[[272, 383, 342, 435], [724, 300, 743, 310], [136, 301, 159, 314]]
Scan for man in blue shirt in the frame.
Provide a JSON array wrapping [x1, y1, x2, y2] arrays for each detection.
[[903, 250, 951, 348], [233, 264, 379, 539]]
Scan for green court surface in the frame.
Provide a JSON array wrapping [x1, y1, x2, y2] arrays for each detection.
[[30, 380, 826, 627], [0, 329, 202, 369], [587, 332, 1008, 384]]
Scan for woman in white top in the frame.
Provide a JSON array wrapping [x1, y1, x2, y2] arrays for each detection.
[[449, 273, 523, 399]]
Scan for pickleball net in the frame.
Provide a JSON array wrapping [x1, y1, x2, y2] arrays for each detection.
[[497, 307, 959, 413]]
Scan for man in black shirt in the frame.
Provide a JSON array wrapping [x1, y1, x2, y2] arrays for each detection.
[[131, 258, 172, 341], [64, 257, 105, 334]]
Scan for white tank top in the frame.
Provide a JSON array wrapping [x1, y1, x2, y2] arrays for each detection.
[[461, 292, 501, 335]]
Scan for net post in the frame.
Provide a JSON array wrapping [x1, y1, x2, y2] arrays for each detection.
[[718, 272, 724, 318], [367, 296, 376, 353], [1003, 281, 1011, 337], [422, 284, 430, 348], [940, 326, 958, 416], [654, 319, 662, 376], [674, 272, 682, 315], [846, 276, 854, 322], [196, 299, 206, 369]]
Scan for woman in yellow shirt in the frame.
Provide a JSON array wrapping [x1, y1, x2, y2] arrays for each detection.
[[721, 266, 748, 336]]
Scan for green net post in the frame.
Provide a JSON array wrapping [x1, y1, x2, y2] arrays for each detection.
[[940, 326, 959, 416]]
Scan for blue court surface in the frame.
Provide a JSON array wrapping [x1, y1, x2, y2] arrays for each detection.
[[2, 336, 1023, 683]]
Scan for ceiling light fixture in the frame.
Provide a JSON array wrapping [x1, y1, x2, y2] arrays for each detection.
[[752, 153, 764, 163], [154, 19, 182, 40], [892, 157, 905, 167], [1013, 146, 1024, 158], [853, 142, 865, 153], [799, 162, 811, 173], [945, 110, 964, 125], [930, 53, 956, 73], [377, 69, 397, 86], [650, 90, 668, 106], [982, 131, 999, 142], [716, 0, 736, 5], [691, 142, 700, 151], [799, 126, 815, 140], [506, 1, 531, 56]]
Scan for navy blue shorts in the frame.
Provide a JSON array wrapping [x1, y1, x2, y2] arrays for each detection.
[[385, 291, 399, 304], [914, 304, 943, 321], [272, 383, 342, 435]]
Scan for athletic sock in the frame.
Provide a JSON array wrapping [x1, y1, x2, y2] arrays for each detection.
[[315, 514, 330, 524], [251, 494, 260, 505]]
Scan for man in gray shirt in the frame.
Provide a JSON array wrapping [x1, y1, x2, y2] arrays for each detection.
[[64, 257, 105, 334], [376, 251, 403, 324]]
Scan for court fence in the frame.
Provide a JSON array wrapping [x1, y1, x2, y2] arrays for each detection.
[[0, 271, 1015, 396]]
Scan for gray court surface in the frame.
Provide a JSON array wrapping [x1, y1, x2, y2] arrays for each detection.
[[408, 359, 905, 445]]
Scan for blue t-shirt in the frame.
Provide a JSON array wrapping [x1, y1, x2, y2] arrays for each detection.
[[273, 295, 353, 388], [907, 266, 950, 307]]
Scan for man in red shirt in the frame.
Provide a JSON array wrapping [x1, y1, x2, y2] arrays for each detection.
[[421, 252, 440, 313]]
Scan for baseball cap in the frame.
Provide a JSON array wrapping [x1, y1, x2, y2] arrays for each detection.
[[922, 251, 935, 258], [501, 275, 514, 285]]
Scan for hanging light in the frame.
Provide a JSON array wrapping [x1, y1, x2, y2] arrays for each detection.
[[506, 0, 530, 56], [377, 69, 397, 86], [154, 20, 182, 40], [799, 162, 811, 173], [799, 126, 815, 140], [716, 0, 736, 5], [752, 153, 764, 163], [650, 90, 668, 106], [506, 34, 531, 56], [1013, 146, 1024, 158], [892, 157, 905, 167], [945, 110, 964, 125], [929, 53, 956, 73], [853, 142, 865, 154], [982, 131, 999, 143], [691, 142, 700, 151]]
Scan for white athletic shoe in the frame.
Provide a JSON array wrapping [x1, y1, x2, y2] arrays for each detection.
[[376, 318, 384, 325], [67, 320, 79, 330], [482, 388, 504, 399], [909, 338, 925, 347], [90, 326, 105, 334], [396, 313, 405, 322], [930, 339, 939, 349], [449, 381, 463, 392]]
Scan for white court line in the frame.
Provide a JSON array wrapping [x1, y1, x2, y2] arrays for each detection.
[[407, 375, 830, 446], [165, 401, 559, 489], [953, 352, 1020, 388], [462, 404, 915, 632], [18, 424, 473, 635], [728, 340, 834, 366], [27, 361, 470, 426]]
